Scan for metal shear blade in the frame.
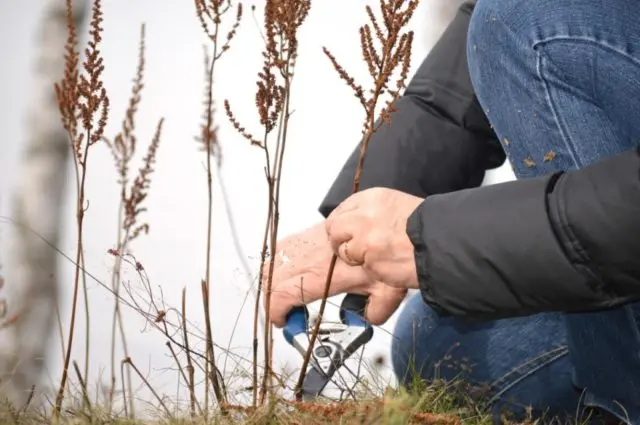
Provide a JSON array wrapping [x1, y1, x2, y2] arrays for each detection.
[[283, 304, 374, 400]]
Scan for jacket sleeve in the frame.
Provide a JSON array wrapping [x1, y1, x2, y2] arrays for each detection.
[[408, 147, 640, 319], [318, 1, 504, 218]]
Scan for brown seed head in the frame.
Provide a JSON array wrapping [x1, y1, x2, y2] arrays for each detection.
[[225, 0, 311, 147], [55, 0, 110, 165]]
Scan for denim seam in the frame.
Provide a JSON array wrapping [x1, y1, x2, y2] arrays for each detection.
[[532, 36, 640, 287], [484, 345, 569, 406], [468, 16, 586, 179], [534, 51, 583, 169], [533, 36, 640, 68], [533, 44, 595, 268], [531, 36, 640, 173]]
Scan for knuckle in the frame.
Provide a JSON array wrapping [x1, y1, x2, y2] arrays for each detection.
[[366, 230, 387, 252], [362, 262, 382, 281]]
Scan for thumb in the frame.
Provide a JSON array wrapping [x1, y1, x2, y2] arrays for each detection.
[[267, 283, 301, 329], [363, 285, 407, 326]]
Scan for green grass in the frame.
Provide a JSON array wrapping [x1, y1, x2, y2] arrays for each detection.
[[0, 379, 497, 425]]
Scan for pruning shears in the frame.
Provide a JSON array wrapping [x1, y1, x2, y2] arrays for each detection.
[[283, 294, 373, 400]]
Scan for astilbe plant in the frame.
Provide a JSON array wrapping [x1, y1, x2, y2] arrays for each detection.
[[224, 0, 311, 407], [53, 0, 109, 416], [294, 0, 419, 400], [102, 23, 164, 417], [194, 0, 243, 414]]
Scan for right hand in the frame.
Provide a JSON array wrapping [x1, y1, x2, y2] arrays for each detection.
[[265, 221, 407, 327]]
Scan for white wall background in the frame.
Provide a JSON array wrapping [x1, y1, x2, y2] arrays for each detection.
[[0, 0, 515, 415]]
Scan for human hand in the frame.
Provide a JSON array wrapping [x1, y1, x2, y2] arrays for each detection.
[[266, 221, 407, 327], [325, 187, 424, 290]]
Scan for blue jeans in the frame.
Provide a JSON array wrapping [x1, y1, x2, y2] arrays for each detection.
[[391, 0, 640, 423]]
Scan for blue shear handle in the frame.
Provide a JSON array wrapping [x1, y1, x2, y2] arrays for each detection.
[[341, 309, 369, 328], [283, 305, 309, 345], [340, 293, 371, 328]]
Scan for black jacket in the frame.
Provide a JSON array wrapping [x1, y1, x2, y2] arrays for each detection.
[[318, 1, 640, 319]]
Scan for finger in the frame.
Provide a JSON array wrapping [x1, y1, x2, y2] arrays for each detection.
[[324, 194, 365, 243], [267, 274, 343, 328], [338, 241, 363, 266], [326, 194, 361, 223], [363, 286, 407, 326], [266, 276, 303, 328], [325, 210, 369, 257]]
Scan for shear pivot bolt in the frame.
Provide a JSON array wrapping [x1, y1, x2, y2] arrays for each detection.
[[314, 346, 332, 358]]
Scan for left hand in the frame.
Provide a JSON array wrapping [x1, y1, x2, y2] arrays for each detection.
[[325, 187, 424, 290]]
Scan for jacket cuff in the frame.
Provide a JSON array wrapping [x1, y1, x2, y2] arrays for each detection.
[[406, 173, 609, 319]]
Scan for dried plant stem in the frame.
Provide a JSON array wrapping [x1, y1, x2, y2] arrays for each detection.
[[180, 289, 203, 417], [55, 303, 66, 361], [80, 249, 90, 386], [108, 224, 133, 415], [200, 278, 225, 408], [255, 125, 282, 406], [108, 220, 124, 408], [261, 76, 294, 404], [120, 358, 128, 418], [166, 341, 203, 418], [252, 171, 271, 406], [124, 357, 173, 418], [201, 51, 225, 409], [252, 78, 290, 408], [56, 137, 90, 415], [200, 51, 230, 411], [256, 135, 278, 407], [17, 386, 36, 417], [72, 360, 91, 414]]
